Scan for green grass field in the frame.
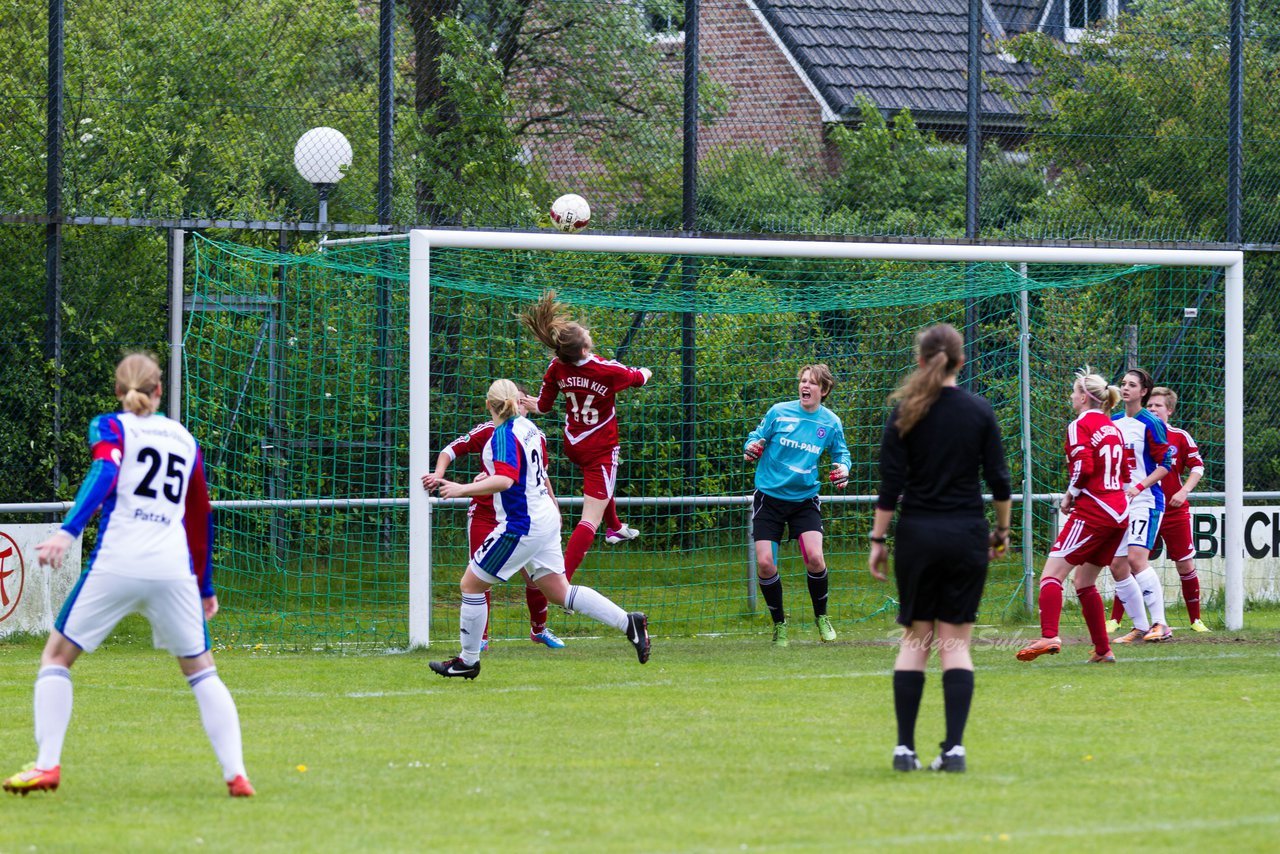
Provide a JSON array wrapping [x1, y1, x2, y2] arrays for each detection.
[[2, 618, 1278, 853]]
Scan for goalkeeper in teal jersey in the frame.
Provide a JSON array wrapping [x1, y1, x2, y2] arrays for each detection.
[[744, 364, 851, 647]]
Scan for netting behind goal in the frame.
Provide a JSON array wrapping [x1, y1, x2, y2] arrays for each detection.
[[186, 234, 1230, 649]]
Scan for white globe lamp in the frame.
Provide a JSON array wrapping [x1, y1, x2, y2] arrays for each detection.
[[294, 127, 353, 224]]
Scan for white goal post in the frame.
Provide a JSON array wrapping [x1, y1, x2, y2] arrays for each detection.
[[399, 229, 1244, 647]]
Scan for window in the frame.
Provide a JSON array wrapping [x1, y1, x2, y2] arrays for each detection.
[[642, 0, 684, 39], [1065, 0, 1117, 42]]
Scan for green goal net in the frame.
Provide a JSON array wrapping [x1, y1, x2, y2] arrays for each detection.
[[185, 233, 1234, 650]]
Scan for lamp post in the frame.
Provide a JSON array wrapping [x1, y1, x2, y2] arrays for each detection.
[[294, 126, 352, 224]]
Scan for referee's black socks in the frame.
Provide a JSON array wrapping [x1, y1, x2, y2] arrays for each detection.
[[892, 670, 926, 751], [941, 668, 975, 751]]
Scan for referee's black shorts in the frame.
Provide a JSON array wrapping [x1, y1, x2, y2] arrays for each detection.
[[893, 513, 989, 626], [751, 490, 823, 543]]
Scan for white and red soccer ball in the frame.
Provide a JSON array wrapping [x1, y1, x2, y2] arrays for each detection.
[[550, 193, 591, 232]]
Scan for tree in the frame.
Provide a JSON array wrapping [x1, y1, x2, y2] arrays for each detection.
[[401, 0, 721, 226]]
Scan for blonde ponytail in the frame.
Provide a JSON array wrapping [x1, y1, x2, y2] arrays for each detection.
[[486, 379, 521, 423], [1075, 366, 1120, 411], [115, 353, 162, 416]]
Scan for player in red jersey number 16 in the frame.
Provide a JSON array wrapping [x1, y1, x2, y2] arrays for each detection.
[[519, 291, 652, 581]]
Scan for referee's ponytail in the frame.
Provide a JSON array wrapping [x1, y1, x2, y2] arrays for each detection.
[[890, 324, 965, 437]]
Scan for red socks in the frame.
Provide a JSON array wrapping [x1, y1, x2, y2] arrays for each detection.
[[1181, 571, 1201, 621], [564, 521, 598, 582], [526, 584, 549, 634], [482, 590, 491, 641], [604, 499, 622, 532], [1111, 596, 1125, 623], [1038, 577, 1063, 638], [1077, 585, 1110, 655]]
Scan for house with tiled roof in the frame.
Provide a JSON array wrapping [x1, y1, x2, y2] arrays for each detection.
[[530, 1, 1134, 208], [723, 0, 1134, 145]]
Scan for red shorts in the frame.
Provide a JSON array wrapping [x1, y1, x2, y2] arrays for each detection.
[[1049, 510, 1127, 567], [1157, 511, 1194, 562], [564, 443, 620, 501], [468, 505, 497, 555]]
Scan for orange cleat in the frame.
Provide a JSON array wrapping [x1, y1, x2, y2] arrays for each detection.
[[3, 763, 60, 795], [1016, 637, 1062, 661], [227, 774, 256, 797], [1114, 628, 1146, 644], [1143, 623, 1172, 642], [1088, 650, 1117, 663]]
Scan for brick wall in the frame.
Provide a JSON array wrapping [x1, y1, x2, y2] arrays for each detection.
[[519, 1, 839, 216]]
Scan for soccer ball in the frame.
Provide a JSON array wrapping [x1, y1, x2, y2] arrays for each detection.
[[550, 193, 591, 232]]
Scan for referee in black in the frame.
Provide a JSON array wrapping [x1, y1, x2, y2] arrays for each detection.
[[868, 324, 1012, 773]]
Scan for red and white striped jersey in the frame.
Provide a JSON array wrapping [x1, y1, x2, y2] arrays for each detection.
[[442, 421, 497, 522], [534, 354, 647, 453], [1064, 410, 1131, 523], [1159, 425, 1206, 508]]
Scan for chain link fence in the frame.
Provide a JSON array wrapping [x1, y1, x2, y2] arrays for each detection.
[[2, 2, 1278, 535]]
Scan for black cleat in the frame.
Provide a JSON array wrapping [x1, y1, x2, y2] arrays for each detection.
[[929, 744, 966, 773], [625, 612, 651, 664], [429, 656, 480, 680], [892, 746, 922, 772]]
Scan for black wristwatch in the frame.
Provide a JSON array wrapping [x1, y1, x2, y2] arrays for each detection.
[[868, 534, 888, 543]]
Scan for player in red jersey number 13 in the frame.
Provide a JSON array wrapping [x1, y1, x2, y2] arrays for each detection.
[[1018, 367, 1130, 665]]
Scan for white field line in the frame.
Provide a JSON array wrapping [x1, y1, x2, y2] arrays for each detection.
[[851, 813, 1280, 848], [49, 648, 1276, 701], [674, 813, 1280, 853]]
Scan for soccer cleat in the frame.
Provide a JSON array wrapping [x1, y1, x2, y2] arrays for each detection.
[[1190, 618, 1211, 633], [605, 524, 640, 544], [429, 656, 481, 680], [1114, 628, 1146, 644], [625, 612, 651, 663], [816, 615, 837, 643], [480, 639, 490, 652], [929, 744, 967, 773], [1088, 650, 1117, 663], [892, 745, 922, 772], [771, 622, 789, 648], [1015, 636, 1061, 661], [3, 763, 60, 795], [1143, 623, 1172, 643], [531, 628, 566, 649], [1105, 618, 1121, 634], [227, 774, 256, 797]]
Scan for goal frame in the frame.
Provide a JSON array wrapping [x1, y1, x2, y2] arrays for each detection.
[[401, 229, 1245, 647]]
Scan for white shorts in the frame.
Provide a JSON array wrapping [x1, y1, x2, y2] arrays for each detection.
[[469, 523, 565, 584], [55, 571, 209, 657], [1115, 503, 1163, 557]]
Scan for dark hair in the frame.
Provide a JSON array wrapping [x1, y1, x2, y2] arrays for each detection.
[[1126, 368, 1155, 406], [889, 324, 965, 437], [520, 290, 591, 363]]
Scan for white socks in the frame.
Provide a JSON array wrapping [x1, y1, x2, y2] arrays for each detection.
[[1113, 575, 1150, 632], [1134, 567, 1168, 626], [187, 667, 246, 782], [459, 593, 488, 664], [564, 584, 628, 632], [34, 666, 73, 770]]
